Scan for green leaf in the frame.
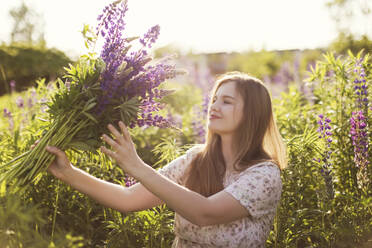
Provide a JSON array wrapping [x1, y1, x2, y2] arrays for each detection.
[[0, 180, 6, 197], [82, 112, 98, 124], [68, 141, 96, 152]]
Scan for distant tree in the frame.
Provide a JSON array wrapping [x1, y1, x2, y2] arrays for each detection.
[[326, 0, 371, 37], [9, 1, 45, 45], [326, 0, 372, 54]]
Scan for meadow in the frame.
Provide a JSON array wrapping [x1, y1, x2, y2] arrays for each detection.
[[0, 50, 371, 247]]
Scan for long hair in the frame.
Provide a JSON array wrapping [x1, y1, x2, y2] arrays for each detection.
[[182, 71, 287, 197]]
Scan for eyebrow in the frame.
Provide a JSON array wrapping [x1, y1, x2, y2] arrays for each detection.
[[214, 95, 235, 99]]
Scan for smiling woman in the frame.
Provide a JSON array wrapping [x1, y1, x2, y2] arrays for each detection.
[[41, 71, 287, 248]]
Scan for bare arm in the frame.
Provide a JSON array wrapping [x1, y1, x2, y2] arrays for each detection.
[[135, 164, 248, 226], [45, 146, 163, 213], [100, 122, 249, 227]]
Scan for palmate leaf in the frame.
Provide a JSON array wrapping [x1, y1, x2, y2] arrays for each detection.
[[114, 97, 141, 125], [63, 56, 100, 88], [82, 112, 98, 124]]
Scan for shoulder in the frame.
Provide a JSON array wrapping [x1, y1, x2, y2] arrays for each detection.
[[246, 161, 280, 173], [184, 144, 204, 158], [240, 161, 281, 183]]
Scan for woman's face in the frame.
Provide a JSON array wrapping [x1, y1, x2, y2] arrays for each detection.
[[207, 81, 244, 135]]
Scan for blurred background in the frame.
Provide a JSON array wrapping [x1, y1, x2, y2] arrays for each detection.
[[0, 0, 371, 97]]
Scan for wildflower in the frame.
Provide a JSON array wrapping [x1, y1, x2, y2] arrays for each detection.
[[16, 96, 24, 108], [272, 62, 294, 86], [10, 80, 16, 93], [166, 111, 182, 129], [350, 60, 369, 190], [3, 108, 14, 131], [3, 108, 12, 118], [139, 25, 160, 48], [26, 89, 37, 108], [124, 174, 136, 187], [350, 111, 369, 168], [314, 114, 334, 199], [352, 62, 368, 109], [95, 0, 178, 128], [192, 94, 209, 143]]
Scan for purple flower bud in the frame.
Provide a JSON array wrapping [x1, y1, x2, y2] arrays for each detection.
[[10, 80, 16, 93], [16, 96, 24, 108], [359, 122, 366, 129]]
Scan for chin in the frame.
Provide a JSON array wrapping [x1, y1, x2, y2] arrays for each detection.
[[207, 124, 222, 134]]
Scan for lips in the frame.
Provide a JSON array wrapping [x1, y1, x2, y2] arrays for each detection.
[[209, 114, 221, 120]]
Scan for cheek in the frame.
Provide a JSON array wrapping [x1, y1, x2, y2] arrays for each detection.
[[232, 106, 244, 123]]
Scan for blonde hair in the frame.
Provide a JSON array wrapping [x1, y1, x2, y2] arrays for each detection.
[[183, 71, 287, 197]]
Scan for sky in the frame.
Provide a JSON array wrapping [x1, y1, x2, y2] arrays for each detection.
[[0, 0, 346, 58]]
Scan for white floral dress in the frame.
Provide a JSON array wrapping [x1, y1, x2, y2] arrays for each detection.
[[158, 145, 282, 248]]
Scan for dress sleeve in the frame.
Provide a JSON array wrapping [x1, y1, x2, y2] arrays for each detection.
[[157, 145, 202, 184], [224, 162, 282, 219]]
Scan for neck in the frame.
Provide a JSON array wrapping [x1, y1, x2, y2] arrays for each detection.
[[220, 134, 235, 170]]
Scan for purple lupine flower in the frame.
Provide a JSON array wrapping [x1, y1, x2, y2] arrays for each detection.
[[352, 63, 368, 109], [27, 98, 33, 108], [349, 60, 369, 171], [124, 174, 136, 187], [350, 110, 369, 168], [39, 98, 49, 113], [166, 111, 182, 129], [3, 108, 14, 131], [10, 80, 16, 93], [314, 114, 334, 199], [93, 0, 179, 129], [16, 96, 24, 108], [96, 0, 130, 109], [272, 61, 294, 86], [293, 51, 302, 84], [191, 94, 209, 143], [3, 108, 12, 118], [26, 89, 37, 108], [139, 25, 160, 48]]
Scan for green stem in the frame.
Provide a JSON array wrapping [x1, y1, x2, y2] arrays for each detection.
[[51, 180, 60, 241]]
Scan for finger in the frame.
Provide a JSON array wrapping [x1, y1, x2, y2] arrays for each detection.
[[119, 121, 131, 142], [102, 134, 120, 150], [107, 124, 125, 145], [45, 146, 65, 157], [100, 146, 118, 160]]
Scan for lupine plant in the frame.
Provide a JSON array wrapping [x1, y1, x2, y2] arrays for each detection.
[[314, 114, 335, 200], [267, 50, 371, 248], [191, 94, 209, 143], [349, 60, 369, 192]]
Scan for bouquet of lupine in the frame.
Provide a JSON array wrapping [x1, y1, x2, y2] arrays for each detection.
[[1, 0, 182, 188]]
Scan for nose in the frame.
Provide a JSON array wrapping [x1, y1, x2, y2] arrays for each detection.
[[210, 101, 220, 113]]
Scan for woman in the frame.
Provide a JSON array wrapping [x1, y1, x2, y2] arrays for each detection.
[[43, 71, 287, 247]]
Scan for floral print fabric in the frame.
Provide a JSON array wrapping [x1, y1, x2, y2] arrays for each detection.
[[158, 145, 282, 248]]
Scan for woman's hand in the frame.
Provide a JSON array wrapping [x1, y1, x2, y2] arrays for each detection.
[[31, 139, 74, 181], [45, 146, 74, 181], [100, 121, 145, 177]]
